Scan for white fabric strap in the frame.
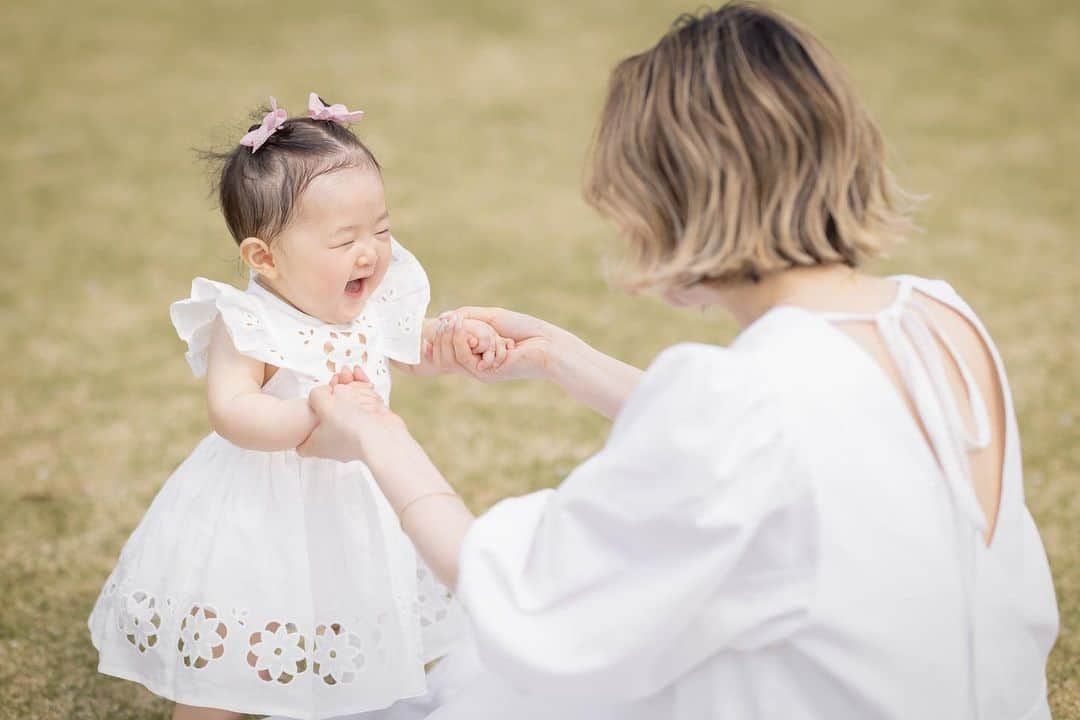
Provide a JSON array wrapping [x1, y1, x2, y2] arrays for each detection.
[[822, 279, 990, 718], [821, 280, 990, 533]]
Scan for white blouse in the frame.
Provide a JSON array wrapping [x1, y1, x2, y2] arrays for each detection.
[[442, 276, 1058, 720]]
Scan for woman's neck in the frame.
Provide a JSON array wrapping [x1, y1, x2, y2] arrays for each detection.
[[712, 264, 896, 329]]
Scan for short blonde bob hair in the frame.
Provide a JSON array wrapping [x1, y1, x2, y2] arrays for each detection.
[[585, 2, 915, 290]]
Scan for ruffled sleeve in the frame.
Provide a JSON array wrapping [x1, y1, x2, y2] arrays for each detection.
[[456, 343, 819, 701], [369, 238, 431, 365], [169, 278, 281, 378]]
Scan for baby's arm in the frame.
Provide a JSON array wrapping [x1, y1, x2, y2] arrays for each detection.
[[205, 317, 318, 451], [392, 317, 510, 377]]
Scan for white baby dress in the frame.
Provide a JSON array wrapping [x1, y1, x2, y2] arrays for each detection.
[[88, 238, 467, 720]]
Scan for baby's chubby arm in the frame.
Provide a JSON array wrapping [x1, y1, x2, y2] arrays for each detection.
[[392, 317, 511, 377], [205, 317, 318, 451]]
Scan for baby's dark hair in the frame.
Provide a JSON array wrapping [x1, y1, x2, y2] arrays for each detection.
[[209, 99, 380, 245]]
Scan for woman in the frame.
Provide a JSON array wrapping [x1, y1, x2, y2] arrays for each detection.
[[298, 4, 1058, 718]]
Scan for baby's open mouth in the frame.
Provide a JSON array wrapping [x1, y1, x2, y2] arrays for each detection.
[[345, 278, 367, 296]]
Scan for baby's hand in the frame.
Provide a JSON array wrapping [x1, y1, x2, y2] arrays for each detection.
[[464, 318, 514, 370], [425, 316, 513, 371]]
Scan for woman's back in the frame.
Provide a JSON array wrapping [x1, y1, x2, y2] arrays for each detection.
[[715, 274, 1059, 718], [449, 276, 1058, 720]]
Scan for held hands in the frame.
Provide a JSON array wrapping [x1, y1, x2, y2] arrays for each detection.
[[297, 307, 561, 459], [425, 307, 559, 382], [422, 316, 514, 373], [297, 366, 405, 463]]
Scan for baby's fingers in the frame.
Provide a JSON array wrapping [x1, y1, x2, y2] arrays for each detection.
[[351, 365, 371, 384], [469, 333, 493, 355]]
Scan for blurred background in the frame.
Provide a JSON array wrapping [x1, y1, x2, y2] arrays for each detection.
[[1, 0, 1076, 717]]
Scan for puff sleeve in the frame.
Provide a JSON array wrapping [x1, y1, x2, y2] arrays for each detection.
[[370, 238, 431, 365], [169, 278, 282, 377], [455, 343, 819, 701]]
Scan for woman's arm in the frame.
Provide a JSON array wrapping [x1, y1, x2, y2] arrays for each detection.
[[299, 376, 474, 587], [433, 308, 643, 420], [205, 317, 318, 451], [544, 328, 644, 420]]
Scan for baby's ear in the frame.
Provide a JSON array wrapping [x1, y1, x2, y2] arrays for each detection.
[[239, 237, 277, 278]]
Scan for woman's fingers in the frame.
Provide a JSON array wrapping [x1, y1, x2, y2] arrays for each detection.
[[493, 336, 508, 368], [451, 315, 477, 370], [308, 384, 334, 417], [448, 306, 540, 346], [431, 316, 451, 371], [333, 381, 383, 412]]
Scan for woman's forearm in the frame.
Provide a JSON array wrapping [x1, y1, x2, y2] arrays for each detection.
[[544, 327, 643, 420], [363, 427, 474, 588]]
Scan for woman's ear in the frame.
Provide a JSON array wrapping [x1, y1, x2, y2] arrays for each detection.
[[239, 237, 278, 279]]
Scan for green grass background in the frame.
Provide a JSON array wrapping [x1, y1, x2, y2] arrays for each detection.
[[1, 0, 1076, 717]]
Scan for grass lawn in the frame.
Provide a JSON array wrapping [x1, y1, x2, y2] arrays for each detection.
[[1, 0, 1076, 717]]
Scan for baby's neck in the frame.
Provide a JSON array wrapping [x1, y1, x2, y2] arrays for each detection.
[[253, 275, 301, 311], [253, 274, 364, 325]]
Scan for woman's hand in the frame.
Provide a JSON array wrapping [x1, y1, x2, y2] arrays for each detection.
[[427, 307, 564, 382], [297, 367, 407, 463], [430, 307, 643, 419]]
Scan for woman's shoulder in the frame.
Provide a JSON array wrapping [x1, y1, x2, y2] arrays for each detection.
[[640, 342, 754, 396], [616, 342, 783, 443], [641, 340, 778, 393], [891, 274, 979, 318]]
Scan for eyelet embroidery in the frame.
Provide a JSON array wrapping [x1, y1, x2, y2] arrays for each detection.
[[415, 566, 453, 628], [101, 585, 447, 675], [322, 328, 372, 380], [247, 621, 309, 684], [312, 622, 370, 685], [117, 591, 162, 654], [178, 604, 228, 669]]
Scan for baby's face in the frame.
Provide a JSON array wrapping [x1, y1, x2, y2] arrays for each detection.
[[270, 167, 392, 325]]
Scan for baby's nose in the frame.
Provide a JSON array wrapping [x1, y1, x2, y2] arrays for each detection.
[[355, 246, 377, 267]]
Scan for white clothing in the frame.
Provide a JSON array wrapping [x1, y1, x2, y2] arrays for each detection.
[[439, 276, 1058, 720], [88, 239, 467, 719]]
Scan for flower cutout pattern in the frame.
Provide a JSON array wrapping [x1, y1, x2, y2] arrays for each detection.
[[177, 604, 228, 669], [247, 621, 308, 684], [118, 590, 162, 653], [321, 329, 370, 377], [312, 622, 366, 685], [415, 565, 453, 628]]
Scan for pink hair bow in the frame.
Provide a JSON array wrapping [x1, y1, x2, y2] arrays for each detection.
[[239, 97, 288, 153], [308, 92, 364, 124]]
